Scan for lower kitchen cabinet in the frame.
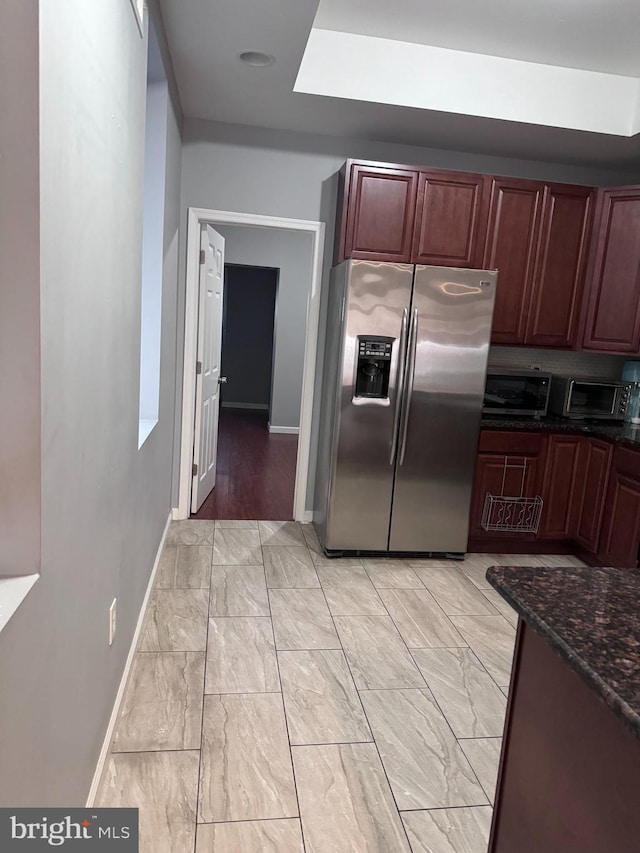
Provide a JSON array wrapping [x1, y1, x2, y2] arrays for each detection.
[[470, 429, 640, 563], [539, 435, 584, 539], [469, 431, 546, 542], [575, 439, 613, 553], [598, 446, 640, 568]]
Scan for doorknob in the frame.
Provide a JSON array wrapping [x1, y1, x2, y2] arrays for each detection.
[[218, 376, 228, 384]]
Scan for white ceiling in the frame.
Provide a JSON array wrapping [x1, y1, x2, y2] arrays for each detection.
[[158, 0, 640, 170], [316, 0, 640, 77]]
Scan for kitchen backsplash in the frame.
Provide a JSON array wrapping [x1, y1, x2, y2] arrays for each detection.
[[488, 346, 630, 379]]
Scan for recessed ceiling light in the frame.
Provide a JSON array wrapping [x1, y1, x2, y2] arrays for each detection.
[[238, 50, 276, 68]]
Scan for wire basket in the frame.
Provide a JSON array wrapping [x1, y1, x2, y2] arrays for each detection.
[[481, 457, 543, 534]]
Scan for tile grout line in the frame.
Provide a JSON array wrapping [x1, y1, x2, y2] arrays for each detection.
[[449, 619, 517, 697], [323, 559, 497, 814], [408, 643, 508, 735], [457, 735, 503, 740], [401, 648, 498, 806], [456, 738, 501, 806], [316, 571, 415, 851], [392, 571, 510, 806], [192, 538, 215, 850], [264, 538, 308, 853]]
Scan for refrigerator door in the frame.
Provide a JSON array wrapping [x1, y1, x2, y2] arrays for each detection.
[[389, 265, 498, 553], [324, 260, 414, 551]]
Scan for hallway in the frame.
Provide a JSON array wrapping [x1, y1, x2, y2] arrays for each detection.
[[192, 409, 298, 521]]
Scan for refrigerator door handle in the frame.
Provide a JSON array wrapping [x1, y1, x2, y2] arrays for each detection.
[[399, 307, 418, 465], [389, 307, 409, 464]]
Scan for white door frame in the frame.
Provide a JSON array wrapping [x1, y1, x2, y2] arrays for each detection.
[[176, 207, 326, 522]]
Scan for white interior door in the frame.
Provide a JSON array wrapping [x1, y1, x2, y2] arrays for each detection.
[[191, 225, 225, 512]]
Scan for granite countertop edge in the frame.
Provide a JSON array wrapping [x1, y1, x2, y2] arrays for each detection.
[[480, 415, 640, 449], [486, 568, 640, 741]]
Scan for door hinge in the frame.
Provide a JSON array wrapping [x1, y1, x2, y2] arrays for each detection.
[[199, 249, 205, 264], [195, 361, 202, 375], [192, 463, 198, 476]]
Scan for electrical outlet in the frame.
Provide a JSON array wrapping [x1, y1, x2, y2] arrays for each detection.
[[109, 598, 117, 646]]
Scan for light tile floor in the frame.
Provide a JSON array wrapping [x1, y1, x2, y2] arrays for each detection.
[[97, 520, 585, 853]]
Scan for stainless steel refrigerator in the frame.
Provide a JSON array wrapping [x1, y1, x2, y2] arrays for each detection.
[[314, 260, 498, 555]]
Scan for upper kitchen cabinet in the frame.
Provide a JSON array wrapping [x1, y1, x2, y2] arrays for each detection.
[[334, 160, 489, 267], [581, 186, 640, 353], [483, 178, 593, 348], [411, 169, 489, 267], [335, 161, 419, 264], [526, 184, 593, 348], [482, 178, 544, 345]]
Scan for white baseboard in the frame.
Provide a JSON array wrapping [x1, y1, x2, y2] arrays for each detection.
[[171, 506, 182, 521], [302, 510, 314, 523], [85, 511, 173, 806], [268, 424, 300, 434], [221, 402, 269, 411]]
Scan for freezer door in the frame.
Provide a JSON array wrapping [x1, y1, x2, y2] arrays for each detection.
[[389, 266, 497, 553], [325, 260, 414, 551]]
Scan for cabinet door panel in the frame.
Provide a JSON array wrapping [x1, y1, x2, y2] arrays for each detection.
[[540, 435, 584, 539], [599, 472, 640, 567], [412, 170, 488, 267], [478, 431, 544, 455], [582, 187, 640, 352], [470, 444, 542, 540], [483, 179, 544, 345], [575, 439, 613, 554], [344, 164, 418, 263], [527, 185, 593, 348]]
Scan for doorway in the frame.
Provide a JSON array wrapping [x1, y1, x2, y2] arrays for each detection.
[[177, 209, 325, 523], [192, 263, 299, 520], [220, 264, 278, 420]]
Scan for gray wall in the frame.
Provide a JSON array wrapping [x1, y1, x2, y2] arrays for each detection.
[[221, 266, 277, 410], [215, 225, 314, 431], [0, 1, 40, 577], [140, 76, 168, 423], [177, 118, 640, 512], [0, 0, 182, 806]]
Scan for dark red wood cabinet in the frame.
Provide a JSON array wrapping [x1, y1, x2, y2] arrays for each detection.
[[482, 178, 544, 345], [490, 622, 640, 853], [411, 169, 489, 267], [598, 445, 640, 567], [539, 434, 585, 539], [581, 185, 640, 353], [335, 160, 489, 268], [334, 159, 640, 356], [338, 162, 418, 264], [526, 184, 593, 348], [468, 431, 635, 561], [482, 179, 593, 347], [574, 438, 613, 553], [469, 431, 546, 542]]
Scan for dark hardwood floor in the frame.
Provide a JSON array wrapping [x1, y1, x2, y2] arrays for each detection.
[[192, 408, 298, 521]]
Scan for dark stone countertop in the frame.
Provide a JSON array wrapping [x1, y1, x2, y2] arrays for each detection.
[[481, 414, 640, 449], [487, 564, 640, 740]]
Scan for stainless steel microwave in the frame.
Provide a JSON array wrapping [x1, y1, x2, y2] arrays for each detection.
[[483, 368, 551, 416], [548, 376, 631, 421]]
